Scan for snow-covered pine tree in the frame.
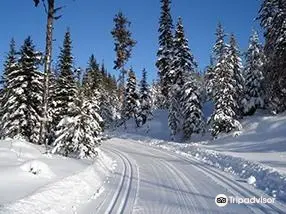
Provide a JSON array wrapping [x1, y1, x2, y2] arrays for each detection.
[[168, 85, 181, 138], [171, 17, 203, 139], [172, 17, 197, 88], [150, 80, 165, 110], [156, 0, 174, 104], [209, 24, 242, 137], [99, 92, 119, 129], [1, 37, 43, 143], [52, 90, 103, 159], [20, 37, 43, 144], [258, 0, 286, 113], [84, 54, 102, 93], [241, 31, 265, 115], [204, 56, 216, 99], [0, 39, 19, 138], [124, 68, 140, 126], [139, 68, 152, 125], [181, 74, 204, 139], [228, 34, 244, 118], [53, 30, 77, 129]]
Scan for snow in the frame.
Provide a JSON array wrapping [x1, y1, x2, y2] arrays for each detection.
[[20, 160, 55, 178], [0, 139, 114, 213], [112, 109, 286, 203], [83, 137, 286, 213], [1, 108, 286, 212], [247, 176, 256, 185], [117, 109, 170, 141]]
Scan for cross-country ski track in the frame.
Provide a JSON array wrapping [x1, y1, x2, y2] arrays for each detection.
[[78, 137, 286, 214]]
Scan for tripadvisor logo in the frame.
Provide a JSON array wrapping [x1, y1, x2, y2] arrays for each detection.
[[215, 194, 228, 207], [215, 194, 276, 207]]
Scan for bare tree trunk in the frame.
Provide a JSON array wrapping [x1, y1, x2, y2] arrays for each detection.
[[39, 0, 54, 149]]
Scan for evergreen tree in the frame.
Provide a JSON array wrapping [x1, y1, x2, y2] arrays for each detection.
[[150, 80, 165, 110], [52, 91, 102, 158], [168, 17, 200, 138], [209, 24, 242, 136], [181, 74, 204, 139], [139, 68, 152, 125], [99, 92, 119, 129], [168, 87, 181, 138], [124, 68, 140, 126], [0, 39, 17, 89], [242, 31, 265, 115], [204, 56, 215, 99], [53, 30, 77, 129], [228, 34, 244, 118], [0, 39, 19, 138], [84, 54, 102, 94], [258, 0, 286, 113], [83, 60, 119, 129], [111, 11, 136, 105], [156, 0, 174, 102], [1, 37, 43, 143], [172, 17, 197, 88]]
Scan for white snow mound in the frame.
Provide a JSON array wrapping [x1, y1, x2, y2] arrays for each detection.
[[247, 175, 256, 185], [20, 160, 55, 178]]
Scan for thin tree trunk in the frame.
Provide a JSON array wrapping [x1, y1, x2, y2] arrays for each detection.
[[39, 0, 54, 149], [121, 67, 127, 129]]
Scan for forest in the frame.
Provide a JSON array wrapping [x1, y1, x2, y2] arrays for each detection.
[[0, 0, 285, 159]]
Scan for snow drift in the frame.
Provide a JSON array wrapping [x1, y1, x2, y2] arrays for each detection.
[[0, 140, 115, 214]]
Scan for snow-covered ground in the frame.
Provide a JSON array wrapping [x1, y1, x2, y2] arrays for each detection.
[[112, 110, 286, 203], [1, 109, 286, 213], [199, 112, 286, 174], [78, 137, 286, 213], [0, 139, 114, 213]]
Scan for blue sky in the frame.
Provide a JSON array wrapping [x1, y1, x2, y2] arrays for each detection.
[[0, 0, 262, 82]]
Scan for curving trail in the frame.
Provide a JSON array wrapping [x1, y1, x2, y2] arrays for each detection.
[[79, 137, 286, 214]]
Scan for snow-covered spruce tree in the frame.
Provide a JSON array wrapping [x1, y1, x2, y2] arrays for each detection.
[[101, 70, 120, 128], [124, 68, 140, 127], [168, 87, 180, 138], [99, 91, 120, 130], [52, 91, 103, 159], [53, 30, 77, 130], [83, 54, 102, 92], [227, 34, 244, 118], [171, 17, 203, 139], [181, 74, 205, 139], [156, 0, 174, 104], [139, 68, 152, 125], [1, 37, 43, 143], [83, 60, 119, 129], [242, 31, 265, 115], [258, 0, 286, 113], [0, 39, 19, 138], [204, 57, 216, 99], [209, 24, 242, 137], [150, 80, 165, 110], [172, 17, 197, 88]]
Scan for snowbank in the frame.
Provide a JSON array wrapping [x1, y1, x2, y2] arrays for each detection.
[[1, 149, 114, 214], [0, 139, 115, 213]]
